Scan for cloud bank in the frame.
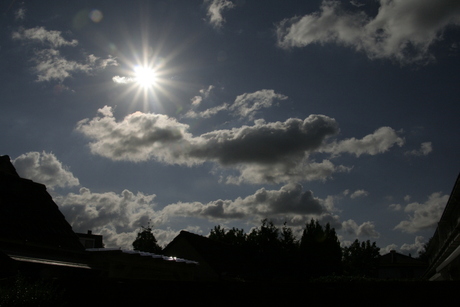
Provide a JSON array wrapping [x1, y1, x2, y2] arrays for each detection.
[[76, 104, 407, 184]]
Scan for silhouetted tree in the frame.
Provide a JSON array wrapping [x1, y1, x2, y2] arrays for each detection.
[[132, 225, 162, 254], [299, 219, 342, 278], [209, 225, 246, 246], [342, 239, 380, 278]]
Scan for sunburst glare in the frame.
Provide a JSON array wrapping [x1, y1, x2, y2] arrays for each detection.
[[134, 65, 157, 88]]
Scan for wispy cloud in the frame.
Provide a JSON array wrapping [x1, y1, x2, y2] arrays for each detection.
[[229, 89, 288, 120], [350, 189, 369, 199], [204, 0, 235, 29], [12, 26, 117, 82], [405, 142, 432, 156], [185, 89, 287, 120], [276, 0, 460, 64], [13, 26, 78, 48]]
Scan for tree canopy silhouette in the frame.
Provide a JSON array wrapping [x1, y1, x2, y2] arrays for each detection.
[[342, 239, 380, 278], [132, 225, 162, 254]]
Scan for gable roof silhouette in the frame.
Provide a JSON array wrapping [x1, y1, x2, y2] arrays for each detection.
[[0, 155, 85, 260]]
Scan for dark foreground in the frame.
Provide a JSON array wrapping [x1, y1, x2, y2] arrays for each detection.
[[2, 277, 459, 306]]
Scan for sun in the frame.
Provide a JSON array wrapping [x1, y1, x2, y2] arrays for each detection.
[[134, 65, 157, 88]]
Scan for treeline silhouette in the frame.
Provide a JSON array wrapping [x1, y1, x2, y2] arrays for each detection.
[[208, 219, 380, 281]]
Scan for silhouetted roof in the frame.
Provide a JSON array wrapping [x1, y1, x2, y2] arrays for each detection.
[[163, 230, 246, 278], [379, 250, 426, 267], [0, 155, 85, 258]]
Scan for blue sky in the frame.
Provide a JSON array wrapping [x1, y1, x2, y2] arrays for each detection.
[[1, 0, 459, 255]]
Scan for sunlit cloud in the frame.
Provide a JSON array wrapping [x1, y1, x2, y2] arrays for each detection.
[[276, 0, 460, 64], [342, 219, 380, 238], [12, 26, 117, 82], [321, 127, 405, 157], [204, 0, 235, 29], [13, 151, 80, 189], [12, 26, 78, 48], [394, 192, 449, 233]]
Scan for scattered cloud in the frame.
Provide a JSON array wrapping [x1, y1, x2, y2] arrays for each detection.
[[405, 142, 432, 156], [389, 203, 402, 211], [33, 49, 92, 82], [400, 236, 426, 255], [350, 189, 368, 199], [322, 127, 405, 157], [229, 89, 288, 120], [163, 183, 334, 225], [350, 1, 364, 8], [77, 105, 406, 184], [204, 0, 235, 29], [184, 103, 229, 119], [15, 8, 26, 20], [185, 89, 286, 120], [276, 0, 460, 64], [55, 187, 161, 248], [12, 26, 78, 48], [380, 244, 398, 255], [342, 219, 380, 238], [394, 192, 449, 233], [13, 151, 80, 189], [12, 26, 117, 82]]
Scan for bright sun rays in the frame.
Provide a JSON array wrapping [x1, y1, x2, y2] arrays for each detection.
[[134, 65, 157, 88], [111, 47, 180, 113]]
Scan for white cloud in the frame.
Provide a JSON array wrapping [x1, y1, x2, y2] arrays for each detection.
[[55, 187, 161, 248], [394, 192, 449, 233], [184, 103, 229, 119], [322, 126, 405, 157], [405, 142, 432, 156], [229, 89, 288, 120], [76, 106, 197, 165], [33, 49, 92, 82], [13, 26, 117, 82], [77, 107, 345, 183], [350, 189, 369, 199], [342, 219, 380, 238], [185, 89, 287, 120], [350, 1, 364, 8], [162, 183, 333, 225], [389, 203, 402, 211], [113, 76, 135, 84], [12, 26, 78, 48], [400, 236, 426, 254], [204, 0, 235, 29], [276, 0, 460, 64], [15, 8, 26, 20], [13, 151, 80, 189], [380, 244, 398, 255]]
